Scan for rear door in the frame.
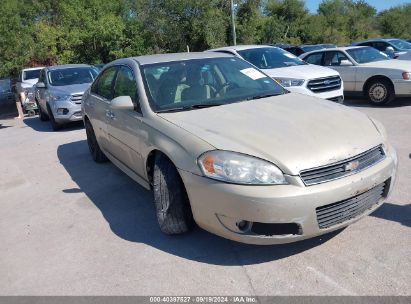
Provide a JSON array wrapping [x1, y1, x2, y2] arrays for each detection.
[[86, 66, 118, 151], [107, 65, 146, 178]]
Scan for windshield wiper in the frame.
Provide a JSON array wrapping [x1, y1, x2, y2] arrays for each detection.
[[156, 102, 224, 113], [246, 93, 282, 100]]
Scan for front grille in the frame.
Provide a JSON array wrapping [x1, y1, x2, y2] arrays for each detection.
[[71, 94, 83, 104], [300, 145, 385, 186], [307, 76, 341, 93], [316, 181, 387, 229]]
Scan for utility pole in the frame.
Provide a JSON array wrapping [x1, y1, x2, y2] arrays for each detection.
[[230, 0, 237, 45]]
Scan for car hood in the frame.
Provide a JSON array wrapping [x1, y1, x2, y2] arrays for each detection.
[[21, 79, 38, 88], [262, 64, 339, 80], [361, 59, 411, 70], [159, 93, 382, 175], [49, 83, 91, 96]]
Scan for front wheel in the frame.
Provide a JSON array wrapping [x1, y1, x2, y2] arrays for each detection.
[[366, 79, 394, 106], [153, 154, 194, 234], [46, 104, 62, 131]]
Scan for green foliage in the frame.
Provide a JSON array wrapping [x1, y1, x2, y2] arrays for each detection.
[[0, 0, 410, 78]]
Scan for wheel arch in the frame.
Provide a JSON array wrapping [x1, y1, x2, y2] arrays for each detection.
[[362, 75, 395, 96]]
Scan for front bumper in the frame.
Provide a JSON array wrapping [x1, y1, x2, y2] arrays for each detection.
[[51, 100, 83, 123], [287, 85, 344, 102], [180, 147, 397, 245]]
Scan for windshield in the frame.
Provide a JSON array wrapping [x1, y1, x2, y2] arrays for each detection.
[[23, 69, 42, 81], [389, 39, 411, 50], [141, 57, 286, 113], [347, 47, 390, 64], [238, 47, 306, 69], [48, 67, 98, 86]]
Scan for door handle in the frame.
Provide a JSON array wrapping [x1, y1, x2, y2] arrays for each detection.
[[105, 110, 115, 120]]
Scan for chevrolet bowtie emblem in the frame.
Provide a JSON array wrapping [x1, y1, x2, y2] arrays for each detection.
[[344, 160, 360, 172]]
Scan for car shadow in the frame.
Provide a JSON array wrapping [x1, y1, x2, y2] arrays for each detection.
[[370, 202, 411, 228], [23, 116, 84, 132], [344, 96, 411, 108], [57, 140, 343, 266]]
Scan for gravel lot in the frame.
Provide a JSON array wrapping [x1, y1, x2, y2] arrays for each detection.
[[0, 97, 410, 296]]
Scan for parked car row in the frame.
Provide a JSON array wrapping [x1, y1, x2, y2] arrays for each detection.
[[273, 43, 337, 56], [16, 38, 401, 245]]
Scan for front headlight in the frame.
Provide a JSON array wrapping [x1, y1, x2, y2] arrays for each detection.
[[198, 150, 287, 185], [50, 94, 71, 102], [274, 78, 305, 87]]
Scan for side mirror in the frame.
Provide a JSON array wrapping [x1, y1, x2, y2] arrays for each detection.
[[340, 59, 353, 66], [385, 46, 395, 58], [111, 96, 134, 110], [36, 82, 46, 88]]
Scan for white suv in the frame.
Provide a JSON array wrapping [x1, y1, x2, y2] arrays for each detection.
[[209, 45, 344, 102]]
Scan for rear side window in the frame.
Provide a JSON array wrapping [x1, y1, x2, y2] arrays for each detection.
[[304, 53, 323, 65], [93, 67, 117, 99]]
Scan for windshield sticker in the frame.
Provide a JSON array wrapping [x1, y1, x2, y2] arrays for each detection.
[[240, 68, 266, 80]]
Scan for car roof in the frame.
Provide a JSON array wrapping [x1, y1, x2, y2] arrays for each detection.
[[46, 64, 94, 71], [129, 52, 233, 65], [352, 38, 398, 44], [301, 46, 367, 56], [22, 67, 44, 71], [209, 45, 275, 52]]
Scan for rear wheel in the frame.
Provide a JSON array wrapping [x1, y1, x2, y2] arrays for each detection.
[[153, 153, 194, 234], [366, 79, 394, 106], [46, 104, 62, 131], [85, 119, 108, 163]]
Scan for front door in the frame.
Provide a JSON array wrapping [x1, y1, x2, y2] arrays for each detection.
[[107, 65, 146, 178], [323, 51, 357, 92]]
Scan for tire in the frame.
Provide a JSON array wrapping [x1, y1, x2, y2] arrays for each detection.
[[85, 119, 108, 163], [37, 101, 49, 121], [366, 79, 394, 106], [46, 104, 62, 131], [153, 154, 194, 234]]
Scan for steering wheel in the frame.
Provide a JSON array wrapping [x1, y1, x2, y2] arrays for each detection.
[[218, 82, 240, 96]]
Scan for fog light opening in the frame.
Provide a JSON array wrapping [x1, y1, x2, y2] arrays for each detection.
[[57, 108, 69, 115], [236, 220, 251, 232]]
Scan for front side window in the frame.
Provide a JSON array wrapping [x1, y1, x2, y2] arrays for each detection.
[[347, 47, 389, 64], [304, 53, 323, 65], [94, 67, 117, 99], [373, 42, 390, 51], [114, 66, 141, 112], [141, 57, 286, 113], [23, 69, 42, 81], [238, 47, 306, 69], [323, 51, 351, 66], [47, 67, 98, 87]]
